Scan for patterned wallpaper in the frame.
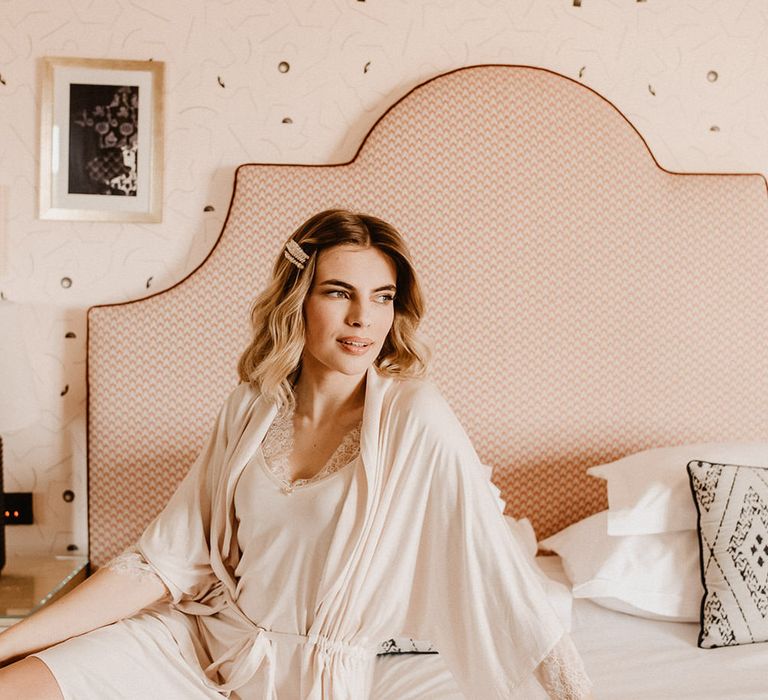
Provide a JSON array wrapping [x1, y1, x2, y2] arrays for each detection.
[[1, 0, 767, 556]]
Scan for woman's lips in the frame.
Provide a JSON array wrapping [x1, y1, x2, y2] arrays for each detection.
[[337, 338, 373, 355]]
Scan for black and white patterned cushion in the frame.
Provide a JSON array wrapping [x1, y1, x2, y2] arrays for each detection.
[[687, 459, 768, 648]]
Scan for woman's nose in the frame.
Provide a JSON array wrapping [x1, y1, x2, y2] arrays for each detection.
[[347, 302, 372, 328]]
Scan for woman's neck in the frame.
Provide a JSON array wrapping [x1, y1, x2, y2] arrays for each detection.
[[292, 364, 367, 426]]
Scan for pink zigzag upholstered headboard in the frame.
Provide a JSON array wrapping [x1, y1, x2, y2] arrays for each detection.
[[88, 64, 768, 566]]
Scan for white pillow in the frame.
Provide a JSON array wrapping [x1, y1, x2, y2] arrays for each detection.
[[539, 511, 703, 621], [586, 442, 768, 535]]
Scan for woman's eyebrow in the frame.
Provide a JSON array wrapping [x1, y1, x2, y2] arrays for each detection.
[[317, 279, 396, 293]]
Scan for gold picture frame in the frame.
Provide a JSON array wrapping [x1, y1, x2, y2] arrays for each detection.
[[39, 57, 164, 222]]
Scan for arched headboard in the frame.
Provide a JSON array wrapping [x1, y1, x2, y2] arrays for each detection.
[[88, 64, 768, 566]]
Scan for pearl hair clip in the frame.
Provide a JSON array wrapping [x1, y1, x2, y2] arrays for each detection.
[[284, 239, 309, 269]]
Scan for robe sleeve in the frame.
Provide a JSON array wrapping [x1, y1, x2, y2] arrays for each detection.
[[402, 384, 569, 699], [136, 384, 247, 604]]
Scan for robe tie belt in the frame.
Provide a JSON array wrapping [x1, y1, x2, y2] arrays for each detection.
[[178, 582, 378, 697], [205, 626, 277, 697], [203, 622, 378, 697]]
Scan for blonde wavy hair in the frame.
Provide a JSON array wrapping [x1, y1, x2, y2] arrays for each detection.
[[237, 209, 430, 407]]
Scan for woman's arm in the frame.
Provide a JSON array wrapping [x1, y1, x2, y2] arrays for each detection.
[[0, 387, 253, 667], [395, 382, 588, 698], [0, 561, 168, 666]]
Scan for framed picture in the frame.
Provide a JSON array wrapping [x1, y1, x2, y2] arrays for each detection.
[[39, 57, 164, 222]]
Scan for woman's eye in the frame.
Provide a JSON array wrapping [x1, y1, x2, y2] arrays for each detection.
[[326, 289, 349, 298], [376, 294, 395, 304]]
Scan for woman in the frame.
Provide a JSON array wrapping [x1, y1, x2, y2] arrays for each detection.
[[0, 210, 593, 699]]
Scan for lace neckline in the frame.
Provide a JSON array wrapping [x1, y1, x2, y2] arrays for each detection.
[[261, 406, 362, 494]]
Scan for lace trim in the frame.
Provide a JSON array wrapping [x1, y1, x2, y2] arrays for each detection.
[[534, 633, 593, 700], [261, 405, 361, 492], [105, 545, 171, 600]]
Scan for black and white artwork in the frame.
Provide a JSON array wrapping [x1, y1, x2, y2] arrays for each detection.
[[39, 57, 164, 222], [68, 84, 140, 197]]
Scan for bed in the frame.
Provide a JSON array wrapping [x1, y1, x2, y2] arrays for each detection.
[[86, 64, 768, 698]]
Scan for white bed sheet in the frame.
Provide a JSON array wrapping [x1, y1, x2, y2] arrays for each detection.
[[536, 555, 767, 699], [371, 555, 767, 699]]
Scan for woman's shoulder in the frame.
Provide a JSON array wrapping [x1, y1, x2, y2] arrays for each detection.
[[384, 372, 441, 405], [220, 381, 261, 421], [228, 380, 260, 401], [384, 374, 459, 428], [381, 373, 478, 463]]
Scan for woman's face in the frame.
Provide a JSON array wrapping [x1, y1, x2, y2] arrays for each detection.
[[302, 244, 397, 380]]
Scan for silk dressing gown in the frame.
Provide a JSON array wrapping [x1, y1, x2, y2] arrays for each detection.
[[34, 366, 585, 698]]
